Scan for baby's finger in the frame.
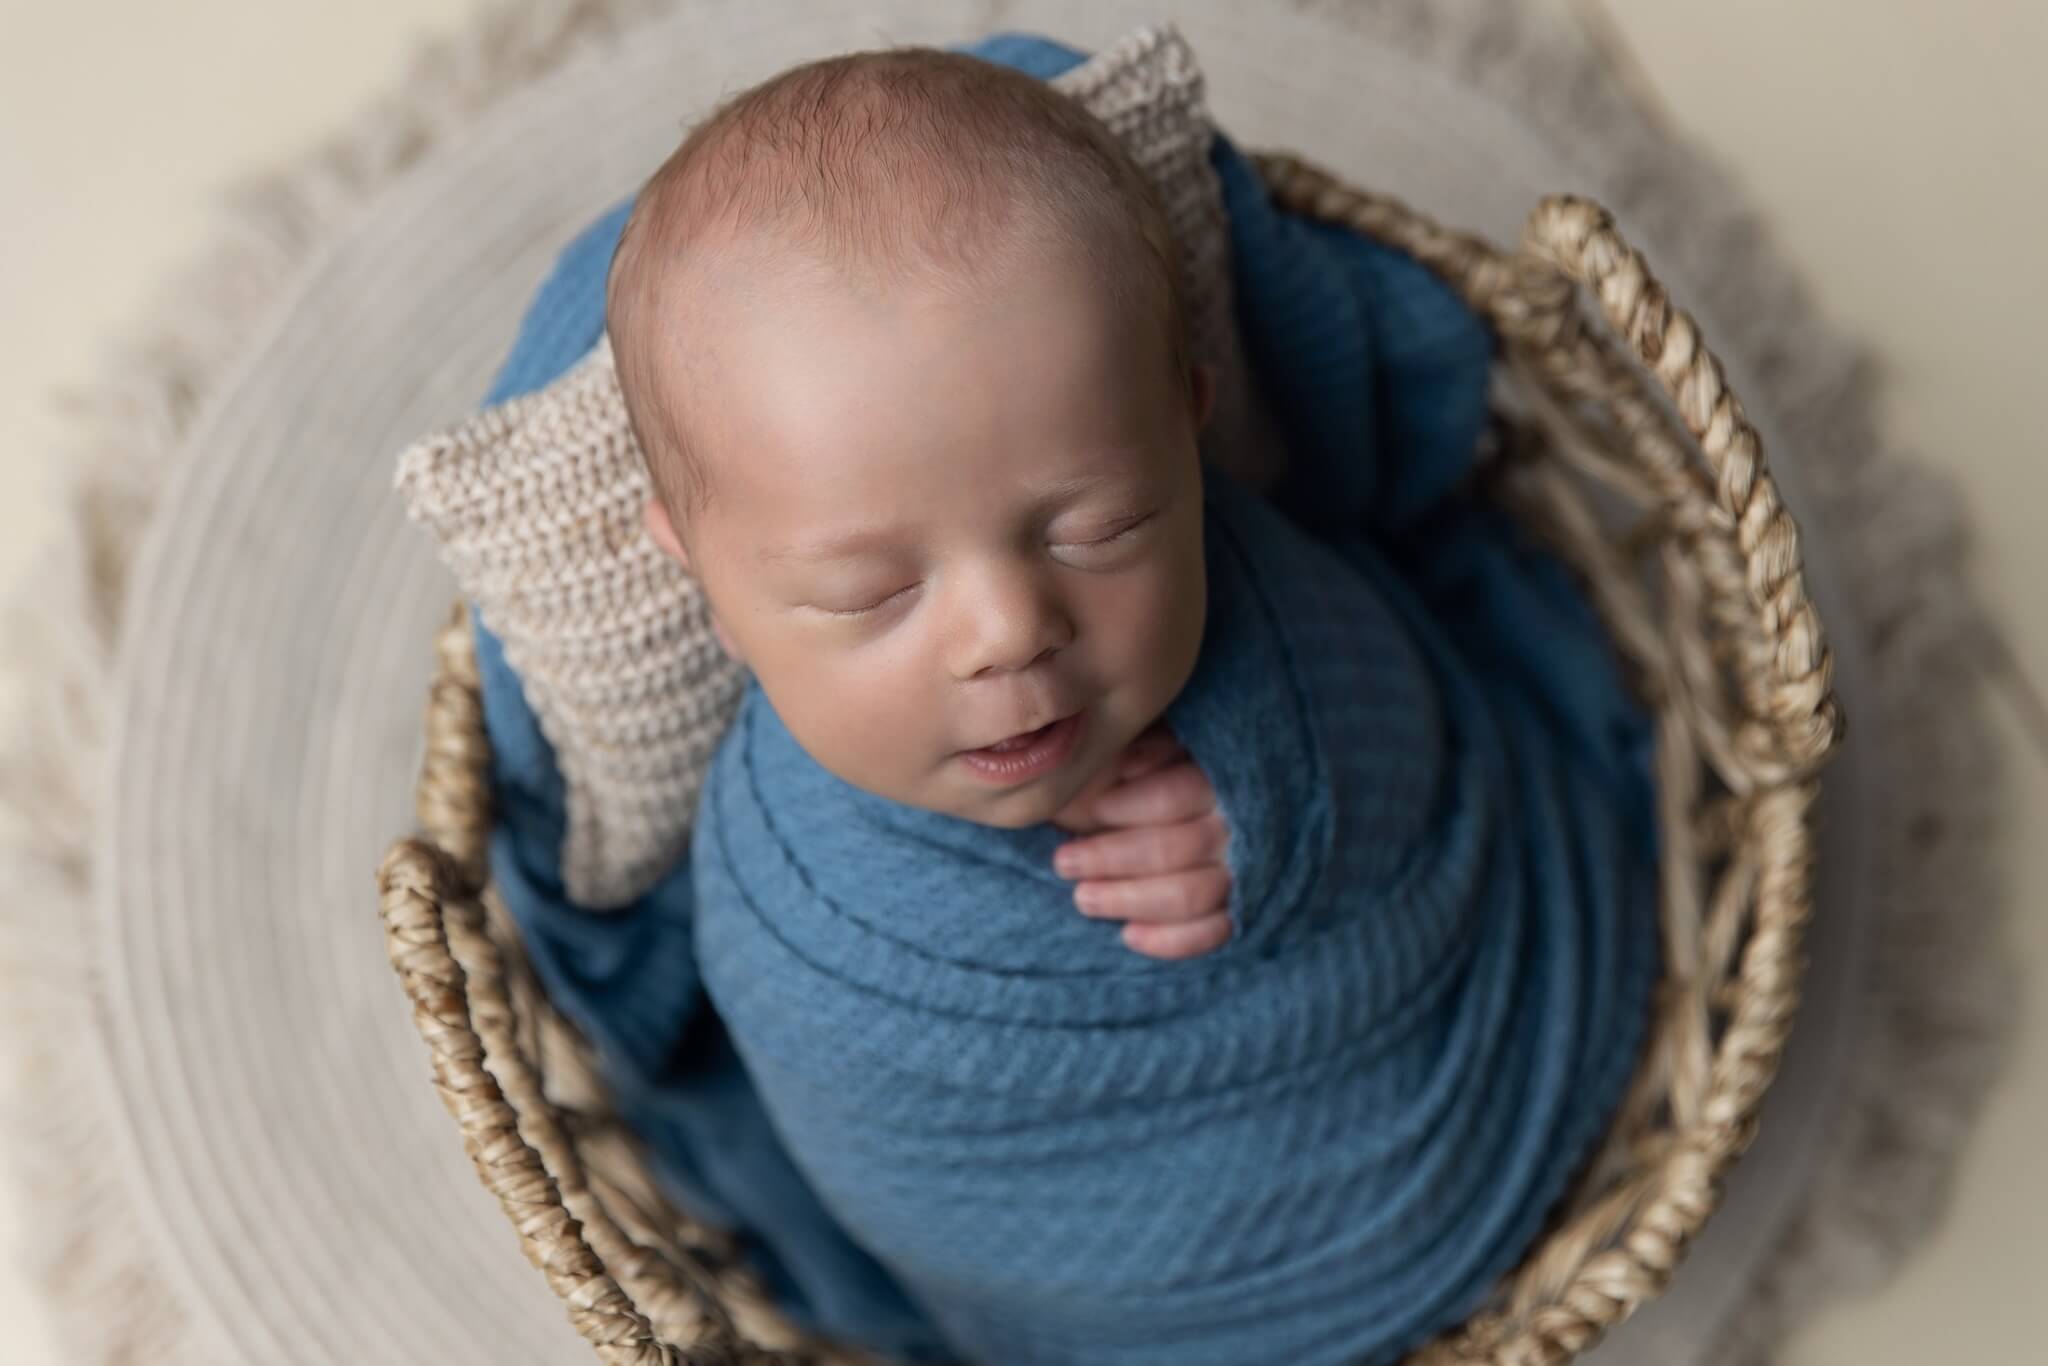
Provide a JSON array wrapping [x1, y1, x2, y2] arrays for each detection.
[[1054, 811, 1226, 881], [1074, 864, 1233, 924], [1117, 723, 1185, 781], [1092, 759, 1216, 827], [1045, 755, 1126, 835], [1122, 913, 1233, 961]]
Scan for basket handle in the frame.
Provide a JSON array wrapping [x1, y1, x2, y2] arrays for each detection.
[[377, 839, 703, 1365], [1247, 151, 1841, 780], [1521, 197, 1843, 775]]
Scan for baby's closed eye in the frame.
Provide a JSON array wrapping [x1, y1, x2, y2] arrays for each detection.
[[802, 510, 1164, 618]]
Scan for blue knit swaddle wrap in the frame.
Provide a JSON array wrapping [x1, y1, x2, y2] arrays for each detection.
[[473, 30, 1659, 1365], [689, 458, 1655, 1365]]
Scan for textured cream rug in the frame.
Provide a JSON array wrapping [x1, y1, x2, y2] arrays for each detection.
[[0, 0, 2013, 1362]]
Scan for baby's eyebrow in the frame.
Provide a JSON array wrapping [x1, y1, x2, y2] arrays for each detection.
[[757, 525, 903, 566], [758, 471, 1144, 566]]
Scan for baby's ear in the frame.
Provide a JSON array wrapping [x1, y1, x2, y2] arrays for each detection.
[[643, 494, 693, 572], [1189, 362, 1217, 433]]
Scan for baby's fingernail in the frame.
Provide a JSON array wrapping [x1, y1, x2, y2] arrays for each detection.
[[1053, 848, 1079, 877], [1074, 885, 1105, 915]]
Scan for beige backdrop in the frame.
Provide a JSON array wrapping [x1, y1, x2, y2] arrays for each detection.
[[1, 0, 2040, 1361]]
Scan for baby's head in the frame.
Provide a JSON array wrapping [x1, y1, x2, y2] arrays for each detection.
[[606, 46, 1214, 828]]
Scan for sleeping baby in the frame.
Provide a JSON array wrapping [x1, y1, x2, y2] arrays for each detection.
[[594, 36, 1657, 1366], [607, 47, 1241, 965]]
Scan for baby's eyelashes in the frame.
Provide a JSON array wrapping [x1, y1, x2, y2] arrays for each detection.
[[810, 582, 919, 618]]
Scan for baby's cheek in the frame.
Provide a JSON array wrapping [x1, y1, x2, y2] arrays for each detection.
[[756, 653, 908, 784], [1112, 557, 1203, 700]]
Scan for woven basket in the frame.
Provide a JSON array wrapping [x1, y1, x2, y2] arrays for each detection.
[[375, 150, 1844, 1366]]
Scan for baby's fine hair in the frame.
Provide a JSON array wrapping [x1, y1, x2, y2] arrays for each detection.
[[605, 46, 1191, 529]]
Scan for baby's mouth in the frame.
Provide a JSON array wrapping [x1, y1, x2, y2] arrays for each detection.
[[981, 719, 1061, 753], [955, 710, 1088, 786], [959, 702, 1086, 757]]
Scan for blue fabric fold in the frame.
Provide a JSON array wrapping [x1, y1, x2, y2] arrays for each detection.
[[467, 30, 1656, 1365]]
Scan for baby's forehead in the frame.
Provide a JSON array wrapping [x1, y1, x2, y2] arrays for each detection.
[[638, 214, 1139, 401]]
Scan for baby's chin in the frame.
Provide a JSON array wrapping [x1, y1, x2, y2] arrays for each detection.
[[962, 791, 1067, 830]]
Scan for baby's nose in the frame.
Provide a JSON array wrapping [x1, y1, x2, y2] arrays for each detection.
[[954, 574, 1074, 680], [968, 636, 1065, 682]]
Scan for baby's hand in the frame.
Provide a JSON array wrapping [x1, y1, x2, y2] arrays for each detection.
[[1049, 722, 1234, 961]]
